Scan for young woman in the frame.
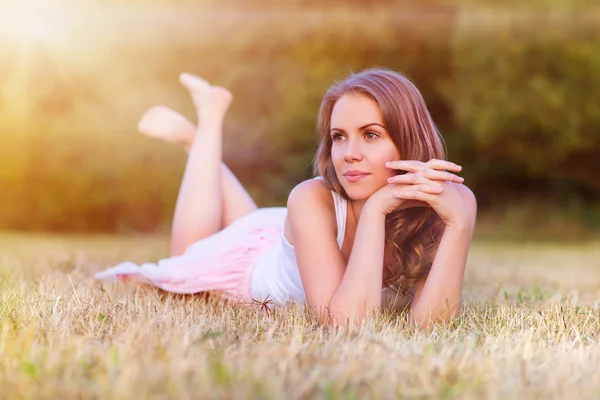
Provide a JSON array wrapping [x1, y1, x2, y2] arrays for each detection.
[[95, 68, 477, 327]]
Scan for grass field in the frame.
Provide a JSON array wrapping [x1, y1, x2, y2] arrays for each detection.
[[1, 232, 599, 399]]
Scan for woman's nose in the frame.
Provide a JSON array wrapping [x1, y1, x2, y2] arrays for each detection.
[[344, 138, 363, 162]]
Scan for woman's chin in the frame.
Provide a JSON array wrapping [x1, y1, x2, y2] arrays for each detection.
[[338, 175, 386, 201], [343, 187, 376, 202]]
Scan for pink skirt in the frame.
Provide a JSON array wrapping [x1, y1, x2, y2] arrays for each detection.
[[94, 207, 287, 303]]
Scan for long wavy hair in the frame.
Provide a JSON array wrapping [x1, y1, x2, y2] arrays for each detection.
[[313, 68, 446, 295]]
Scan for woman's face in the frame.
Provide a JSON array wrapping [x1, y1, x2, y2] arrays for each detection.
[[330, 93, 401, 201]]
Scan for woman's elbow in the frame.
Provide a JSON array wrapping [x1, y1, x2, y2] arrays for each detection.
[[408, 306, 461, 330], [319, 304, 368, 329]]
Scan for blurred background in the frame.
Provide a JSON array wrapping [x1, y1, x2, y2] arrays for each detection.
[[0, 0, 599, 241]]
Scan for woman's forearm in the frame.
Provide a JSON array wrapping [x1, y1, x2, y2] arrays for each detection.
[[328, 204, 386, 325], [408, 224, 472, 326]]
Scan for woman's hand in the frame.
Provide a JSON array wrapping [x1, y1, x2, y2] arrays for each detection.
[[385, 159, 464, 185], [385, 158, 471, 228], [394, 180, 472, 229], [367, 180, 442, 216], [367, 159, 470, 227]]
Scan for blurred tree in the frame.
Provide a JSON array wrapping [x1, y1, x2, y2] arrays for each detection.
[[443, 18, 600, 206], [0, 1, 598, 234]]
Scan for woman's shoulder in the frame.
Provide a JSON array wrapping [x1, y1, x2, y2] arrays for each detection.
[[286, 177, 338, 223], [285, 177, 338, 246], [287, 177, 334, 208]]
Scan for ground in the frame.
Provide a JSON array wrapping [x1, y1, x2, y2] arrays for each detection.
[[0, 232, 599, 399]]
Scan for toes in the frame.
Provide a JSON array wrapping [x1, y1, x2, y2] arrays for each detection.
[[139, 106, 184, 123], [178, 74, 232, 119], [138, 106, 167, 132], [137, 113, 154, 133], [179, 72, 212, 92], [138, 118, 159, 136], [140, 105, 168, 120], [152, 105, 176, 114]]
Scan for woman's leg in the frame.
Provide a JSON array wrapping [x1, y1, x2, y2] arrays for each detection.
[[138, 105, 257, 230], [219, 163, 258, 228], [154, 73, 257, 256]]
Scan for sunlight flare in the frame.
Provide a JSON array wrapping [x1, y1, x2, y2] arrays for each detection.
[[0, 0, 75, 46]]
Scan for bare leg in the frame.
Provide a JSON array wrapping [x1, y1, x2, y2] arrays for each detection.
[[138, 105, 257, 229], [164, 73, 257, 256]]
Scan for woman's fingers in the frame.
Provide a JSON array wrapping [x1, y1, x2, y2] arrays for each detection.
[[420, 168, 464, 183], [393, 189, 437, 202], [388, 170, 463, 185], [385, 159, 462, 173], [385, 160, 424, 172], [394, 184, 443, 195], [387, 174, 442, 186], [426, 159, 462, 172]]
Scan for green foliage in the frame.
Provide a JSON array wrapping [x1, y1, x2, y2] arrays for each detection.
[[443, 18, 600, 201], [0, 2, 599, 233]]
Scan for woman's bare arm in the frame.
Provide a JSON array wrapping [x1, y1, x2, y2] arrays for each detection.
[[326, 204, 386, 325], [408, 184, 477, 328], [287, 180, 387, 326]]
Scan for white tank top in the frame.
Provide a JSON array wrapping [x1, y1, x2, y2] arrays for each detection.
[[250, 182, 347, 306], [250, 179, 412, 309]]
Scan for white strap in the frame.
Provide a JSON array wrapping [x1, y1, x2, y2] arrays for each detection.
[[312, 176, 346, 250], [331, 191, 347, 250]]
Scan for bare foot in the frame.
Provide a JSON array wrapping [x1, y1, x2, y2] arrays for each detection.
[[179, 72, 233, 125], [137, 106, 196, 146]]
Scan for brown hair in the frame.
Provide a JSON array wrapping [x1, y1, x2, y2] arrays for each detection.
[[313, 68, 446, 295]]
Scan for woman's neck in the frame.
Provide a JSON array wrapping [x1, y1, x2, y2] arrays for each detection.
[[350, 198, 390, 243], [350, 199, 368, 222]]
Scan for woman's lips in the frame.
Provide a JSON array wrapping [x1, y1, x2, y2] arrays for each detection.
[[343, 172, 370, 183]]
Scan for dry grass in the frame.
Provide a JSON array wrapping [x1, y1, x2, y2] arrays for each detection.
[[1, 232, 599, 399]]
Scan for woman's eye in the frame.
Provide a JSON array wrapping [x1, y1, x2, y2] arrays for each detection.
[[331, 133, 344, 141], [365, 131, 379, 139]]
